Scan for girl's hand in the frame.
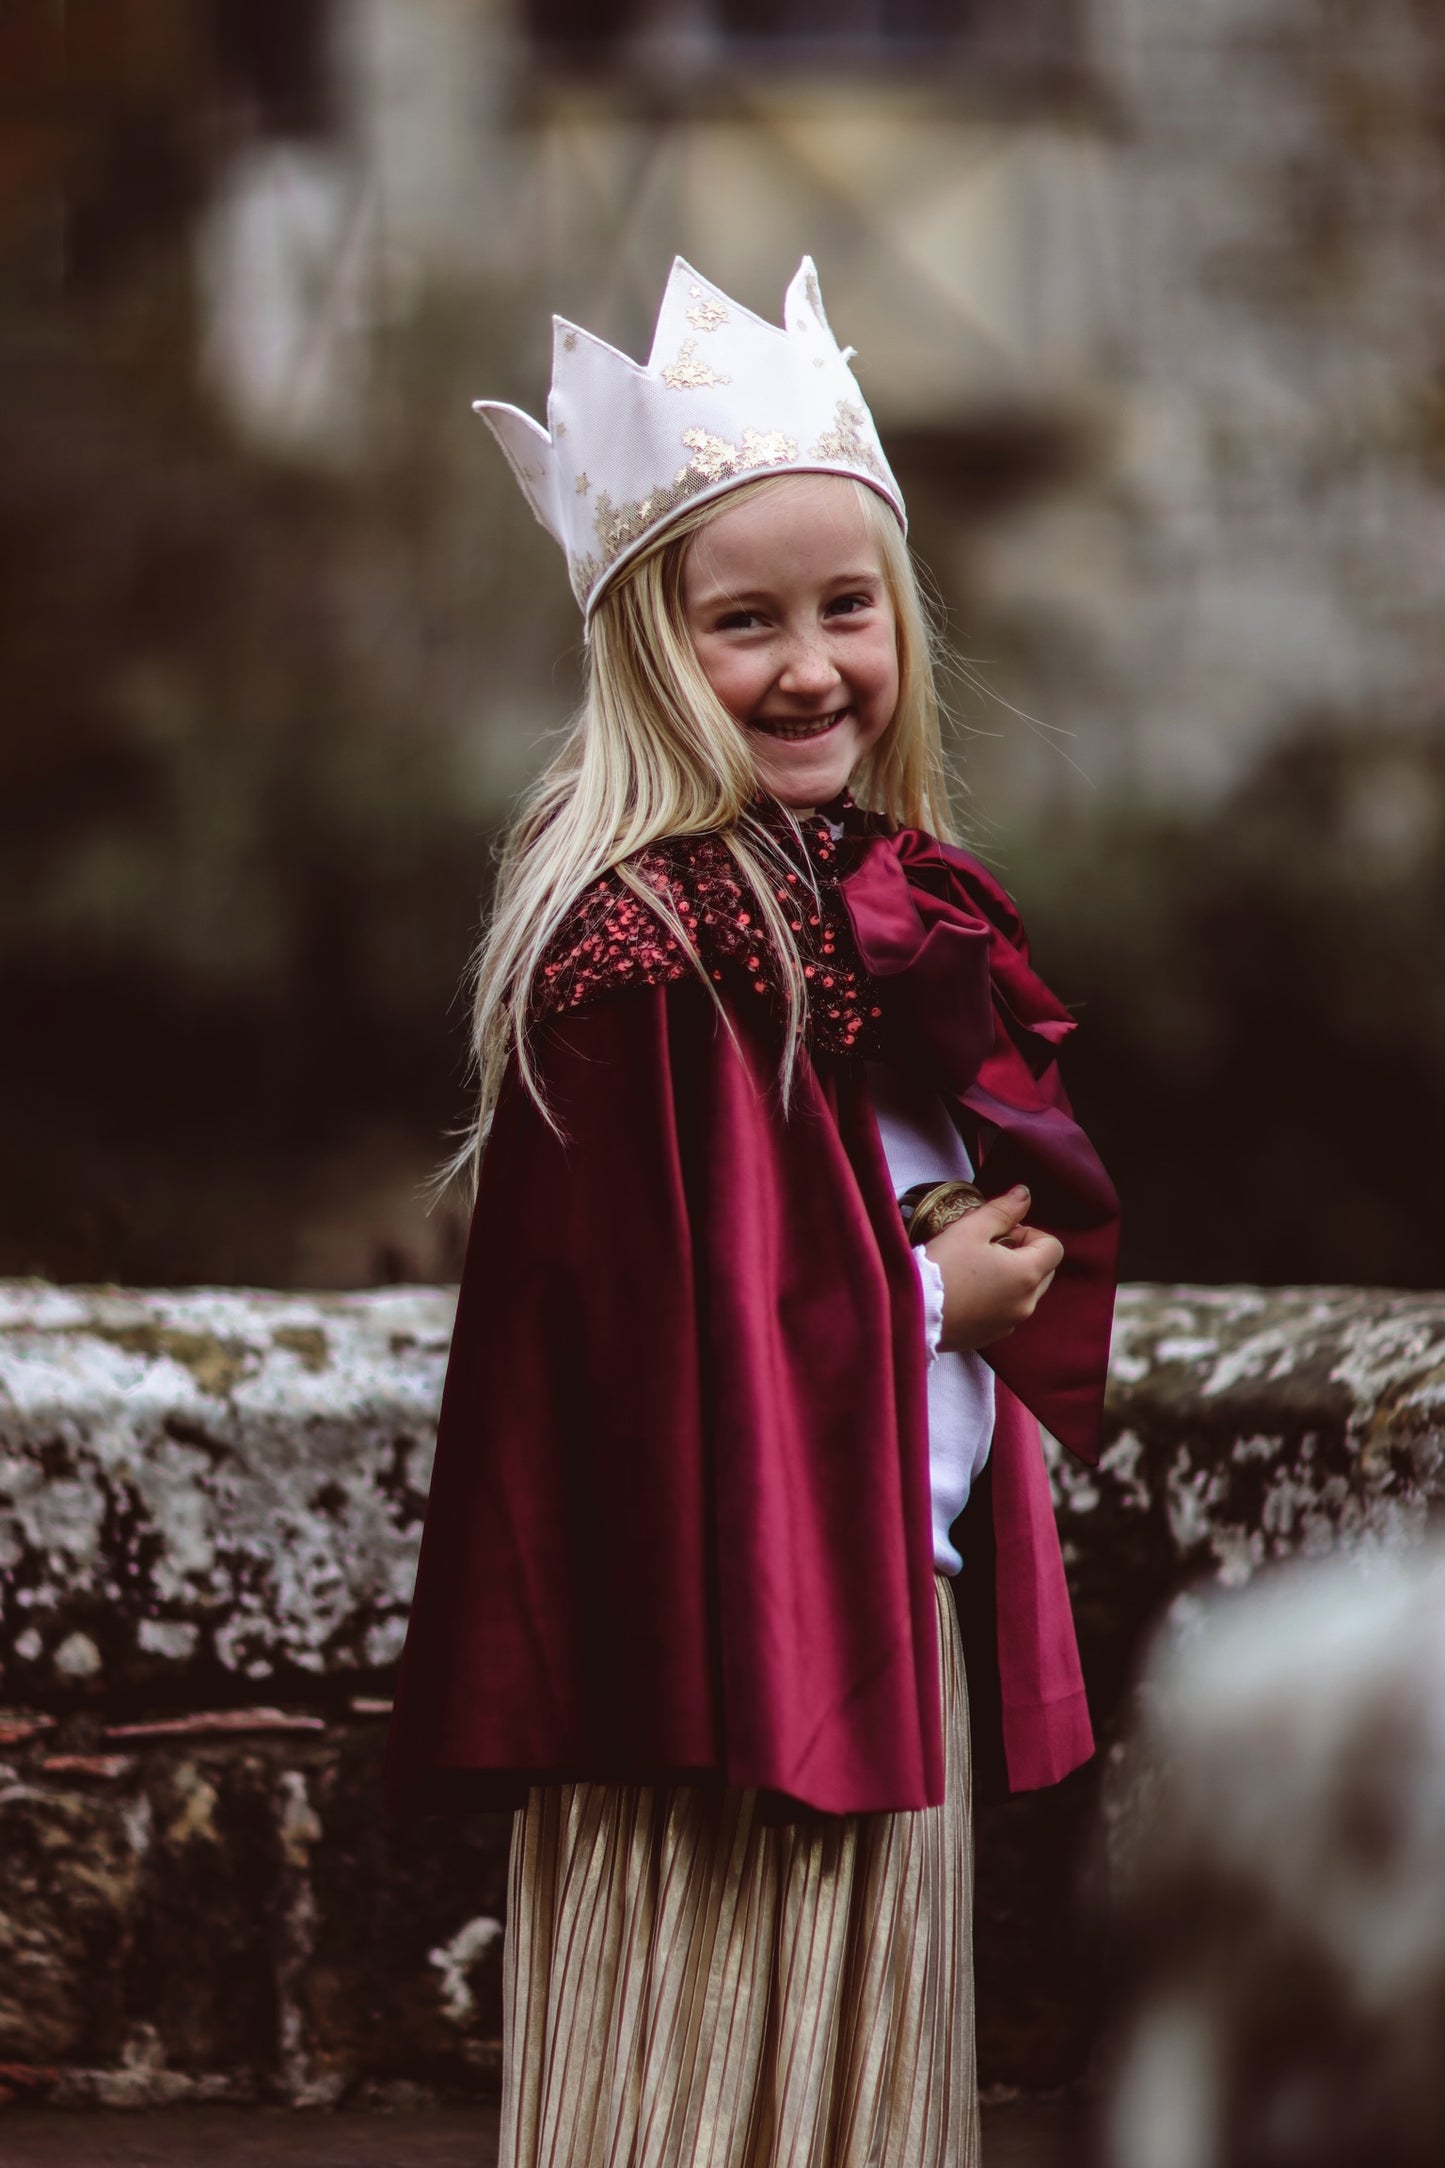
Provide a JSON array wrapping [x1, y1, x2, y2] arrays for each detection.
[[924, 1185, 1064, 1352]]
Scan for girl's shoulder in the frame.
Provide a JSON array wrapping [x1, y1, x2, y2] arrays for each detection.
[[532, 829, 754, 1025]]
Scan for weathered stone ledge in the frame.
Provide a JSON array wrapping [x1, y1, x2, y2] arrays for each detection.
[[2, 1278, 1442, 2103], [1057, 1282, 1445, 1722], [0, 1281, 452, 1709], [5, 1277, 1443, 1717]]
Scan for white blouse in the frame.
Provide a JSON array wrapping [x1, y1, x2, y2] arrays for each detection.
[[865, 1061, 996, 1575]]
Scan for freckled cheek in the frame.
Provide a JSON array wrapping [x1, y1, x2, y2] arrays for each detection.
[[693, 649, 738, 710], [857, 656, 900, 737], [702, 656, 774, 722]]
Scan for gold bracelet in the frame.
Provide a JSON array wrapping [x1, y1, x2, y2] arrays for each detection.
[[899, 1179, 987, 1248]]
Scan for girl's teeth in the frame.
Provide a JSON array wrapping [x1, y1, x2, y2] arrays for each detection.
[[758, 710, 844, 741]]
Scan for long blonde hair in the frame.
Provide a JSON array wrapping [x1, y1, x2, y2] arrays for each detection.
[[447, 473, 956, 1193]]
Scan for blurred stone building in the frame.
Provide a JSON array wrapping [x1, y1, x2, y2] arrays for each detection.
[[2, 0, 1443, 1288]]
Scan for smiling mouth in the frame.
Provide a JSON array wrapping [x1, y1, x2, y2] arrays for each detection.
[[750, 707, 849, 743]]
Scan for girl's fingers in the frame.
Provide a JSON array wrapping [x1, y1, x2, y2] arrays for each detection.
[[930, 1220, 1062, 1285], [927, 1206, 1066, 1349], [1012, 1227, 1065, 1274], [969, 1185, 1032, 1245]]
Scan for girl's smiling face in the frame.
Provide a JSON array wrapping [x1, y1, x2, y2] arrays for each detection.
[[679, 475, 900, 813]]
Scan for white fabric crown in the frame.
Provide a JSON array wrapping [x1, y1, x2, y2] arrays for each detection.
[[473, 255, 906, 621]]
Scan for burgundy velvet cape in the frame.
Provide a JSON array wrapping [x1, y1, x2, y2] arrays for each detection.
[[382, 824, 1119, 1818]]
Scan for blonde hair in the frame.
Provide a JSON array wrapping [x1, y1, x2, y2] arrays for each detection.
[[446, 473, 956, 1194]]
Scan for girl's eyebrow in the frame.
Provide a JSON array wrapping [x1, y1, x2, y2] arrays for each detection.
[[691, 585, 773, 611], [691, 570, 882, 612]]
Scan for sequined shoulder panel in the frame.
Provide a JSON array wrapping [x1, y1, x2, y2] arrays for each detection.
[[530, 828, 884, 1058], [531, 853, 701, 1019]]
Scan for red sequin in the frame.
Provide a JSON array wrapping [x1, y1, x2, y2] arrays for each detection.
[[531, 813, 886, 1059]]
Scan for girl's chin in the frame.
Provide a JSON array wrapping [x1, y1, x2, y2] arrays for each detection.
[[758, 773, 851, 813], [752, 739, 858, 808]]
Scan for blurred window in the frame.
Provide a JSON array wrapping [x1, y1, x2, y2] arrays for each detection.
[[525, 0, 1078, 72]]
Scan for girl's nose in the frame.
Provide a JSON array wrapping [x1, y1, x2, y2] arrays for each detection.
[[777, 636, 841, 698]]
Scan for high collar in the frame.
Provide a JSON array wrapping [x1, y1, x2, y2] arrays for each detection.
[[750, 789, 879, 870]]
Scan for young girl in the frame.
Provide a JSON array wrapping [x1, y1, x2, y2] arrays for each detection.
[[383, 258, 1118, 2168]]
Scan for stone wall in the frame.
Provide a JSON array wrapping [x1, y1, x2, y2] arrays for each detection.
[[1, 1278, 1442, 2105]]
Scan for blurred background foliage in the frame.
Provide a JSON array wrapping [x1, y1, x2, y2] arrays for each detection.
[[1, 0, 1442, 1291]]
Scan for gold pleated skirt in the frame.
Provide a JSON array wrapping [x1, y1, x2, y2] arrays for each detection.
[[499, 1575, 978, 2168]]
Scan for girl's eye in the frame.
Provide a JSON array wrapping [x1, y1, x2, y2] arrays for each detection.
[[826, 593, 873, 618], [715, 609, 762, 632]]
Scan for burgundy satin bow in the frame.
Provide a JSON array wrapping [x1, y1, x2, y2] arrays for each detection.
[[840, 825, 1121, 1464], [840, 828, 1077, 1099]]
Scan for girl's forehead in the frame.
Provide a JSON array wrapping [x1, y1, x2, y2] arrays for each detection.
[[687, 476, 880, 577]]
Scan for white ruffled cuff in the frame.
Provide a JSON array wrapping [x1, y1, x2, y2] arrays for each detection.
[[912, 1248, 946, 1362]]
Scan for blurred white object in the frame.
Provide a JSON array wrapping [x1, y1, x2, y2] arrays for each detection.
[[1108, 1545, 1445, 2168], [198, 144, 375, 462]]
